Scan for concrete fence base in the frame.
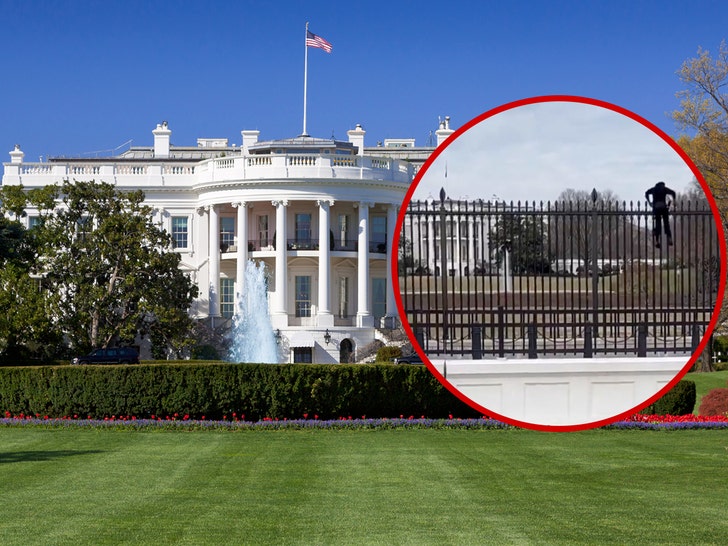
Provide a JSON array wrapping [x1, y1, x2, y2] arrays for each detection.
[[430, 356, 687, 427]]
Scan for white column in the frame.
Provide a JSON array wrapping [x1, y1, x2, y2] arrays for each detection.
[[193, 206, 208, 317], [454, 217, 461, 272], [208, 204, 220, 317], [356, 202, 373, 327], [233, 201, 249, 312], [272, 200, 289, 325], [317, 199, 334, 327], [385, 204, 398, 321], [468, 217, 476, 275]]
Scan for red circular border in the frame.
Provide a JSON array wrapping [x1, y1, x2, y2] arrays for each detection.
[[392, 95, 727, 432]]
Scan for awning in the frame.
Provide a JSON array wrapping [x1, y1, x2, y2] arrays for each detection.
[[287, 332, 315, 348]]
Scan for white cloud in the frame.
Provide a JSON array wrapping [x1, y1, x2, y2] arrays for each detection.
[[413, 101, 695, 205]]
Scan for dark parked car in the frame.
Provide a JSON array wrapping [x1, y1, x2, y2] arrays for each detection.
[[72, 347, 140, 365], [394, 352, 424, 365]]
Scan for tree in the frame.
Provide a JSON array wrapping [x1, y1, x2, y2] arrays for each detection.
[[0, 184, 30, 221], [0, 216, 28, 263], [0, 213, 62, 363], [488, 214, 552, 274], [35, 180, 199, 354], [398, 233, 415, 272], [0, 262, 63, 363], [673, 42, 728, 370], [549, 188, 630, 268]]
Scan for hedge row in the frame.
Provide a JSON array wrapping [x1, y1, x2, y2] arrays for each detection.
[[640, 380, 696, 416], [0, 363, 481, 420]]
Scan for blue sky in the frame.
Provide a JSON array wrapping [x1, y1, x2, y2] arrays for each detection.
[[1, 1, 727, 169], [415, 99, 696, 204]]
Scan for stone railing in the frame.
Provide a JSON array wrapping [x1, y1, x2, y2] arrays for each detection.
[[3, 153, 414, 187], [199, 154, 413, 184]]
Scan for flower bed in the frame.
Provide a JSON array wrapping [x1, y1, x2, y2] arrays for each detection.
[[2, 411, 728, 430]]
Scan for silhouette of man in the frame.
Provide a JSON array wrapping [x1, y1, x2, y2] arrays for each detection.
[[645, 181, 676, 249]]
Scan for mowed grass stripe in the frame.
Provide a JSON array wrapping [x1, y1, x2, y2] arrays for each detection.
[[1, 429, 727, 545]]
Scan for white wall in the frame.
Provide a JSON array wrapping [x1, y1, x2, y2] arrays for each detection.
[[430, 357, 687, 427]]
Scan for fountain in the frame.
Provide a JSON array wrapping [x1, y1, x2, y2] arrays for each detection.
[[228, 260, 280, 363]]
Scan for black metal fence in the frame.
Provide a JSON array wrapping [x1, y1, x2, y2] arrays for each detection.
[[398, 189, 721, 358]]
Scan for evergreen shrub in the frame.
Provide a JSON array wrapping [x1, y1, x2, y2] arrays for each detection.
[[0, 363, 480, 420], [375, 346, 403, 362], [641, 380, 696, 416]]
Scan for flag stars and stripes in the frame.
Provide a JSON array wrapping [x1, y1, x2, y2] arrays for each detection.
[[306, 30, 333, 53]]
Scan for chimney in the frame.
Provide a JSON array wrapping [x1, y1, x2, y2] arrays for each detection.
[[241, 130, 260, 155], [435, 116, 454, 146], [347, 124, 366, 156], [153, 121, 171, 158], [9, 144, 24, 164]]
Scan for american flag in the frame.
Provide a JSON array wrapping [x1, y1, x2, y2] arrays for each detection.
[[306, 30, 333, 53]]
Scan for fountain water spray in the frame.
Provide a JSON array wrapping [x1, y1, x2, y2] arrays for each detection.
[[228, 260, 280, 363]]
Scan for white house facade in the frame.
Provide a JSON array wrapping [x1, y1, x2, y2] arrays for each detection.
[[2, 120, 454, 363]]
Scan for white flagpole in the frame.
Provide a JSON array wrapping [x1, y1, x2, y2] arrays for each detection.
[[302, 22, 309, 137]]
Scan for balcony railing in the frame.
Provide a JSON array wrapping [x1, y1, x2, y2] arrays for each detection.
[[287, 239, 318, 251], [4, 153, 414, 187], [332, 239, 357, 252], [369, 241, 387, 254], [243, 237, 387, 254]]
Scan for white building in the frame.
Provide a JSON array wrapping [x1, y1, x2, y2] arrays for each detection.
[[2, 120, 455, 363]]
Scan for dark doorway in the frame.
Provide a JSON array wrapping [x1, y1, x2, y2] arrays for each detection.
[[339, 339, 354, 363]]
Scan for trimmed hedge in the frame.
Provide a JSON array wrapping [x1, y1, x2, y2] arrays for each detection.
[[0, 363, 480, 420], [641, 380, 696, 416]]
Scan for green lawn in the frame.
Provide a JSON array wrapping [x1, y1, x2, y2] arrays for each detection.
[[686, 370, 728, 412], [1, 428, 728, 545]]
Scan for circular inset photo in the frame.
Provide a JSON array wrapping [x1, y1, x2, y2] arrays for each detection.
[[393, 96, 726, 431]]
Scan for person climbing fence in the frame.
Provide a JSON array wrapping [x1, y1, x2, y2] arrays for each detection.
[[645, 181, 676, 249]]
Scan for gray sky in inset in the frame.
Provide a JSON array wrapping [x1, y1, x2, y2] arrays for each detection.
[[413, 101, 696, 205]]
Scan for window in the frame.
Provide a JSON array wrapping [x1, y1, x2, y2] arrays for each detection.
[[371, 216, 387, 249], [295, 275, 312, 318], [338, 276, 349, 318], [295, 213, 312, 243], [172, 216, 189, 249], [76, 216, 92, 242], [338, 214, 349, 248], [220, 278, 235, 318], [373, 278, 386, 320], [220, 217, 235, 251], [28, 216, 41, 229], [293, 347, 313, 363], [257, 215, 269, 248]]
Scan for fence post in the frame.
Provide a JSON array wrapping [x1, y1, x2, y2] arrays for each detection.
[[528, 322, 537, 359], [583, 325, 593, 358], [590, 188, 600, 342], [439, 187, 449, 342], [497, 305, 505, 358], [415, 327, 425, 352], [637, 322, 647, 357], [472, 326, 482, 359]]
